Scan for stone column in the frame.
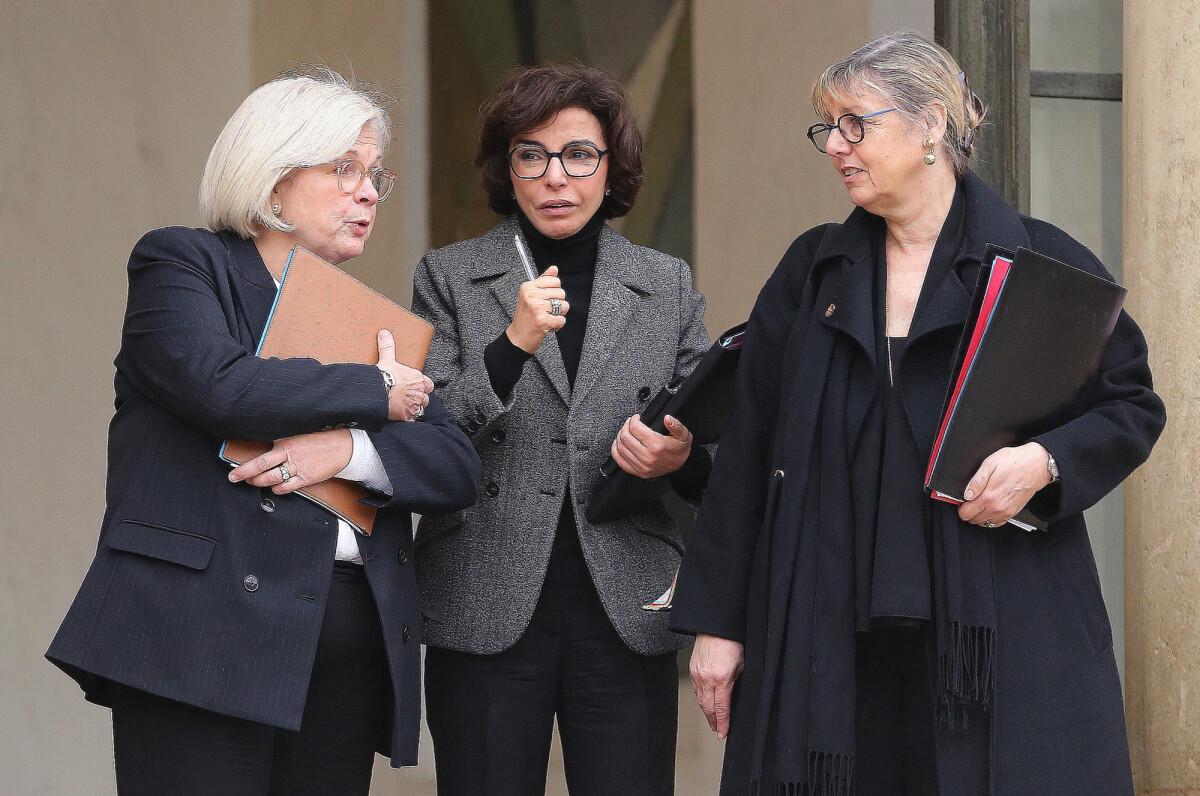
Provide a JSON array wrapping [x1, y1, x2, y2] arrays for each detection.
[[1122, 3, 1200, 793]]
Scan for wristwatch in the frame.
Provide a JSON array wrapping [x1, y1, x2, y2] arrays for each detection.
[[1046, 452, 1060, 483], [380, 368, 396, 397]]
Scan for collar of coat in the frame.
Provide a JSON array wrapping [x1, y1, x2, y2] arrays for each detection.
[[462, 214, 655, 292], [465, 215, 658, 408], [804, 171, 1033, 362]]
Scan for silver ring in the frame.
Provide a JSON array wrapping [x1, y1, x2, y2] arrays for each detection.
[[278, 465, 291, 482], [412, 404, 425, 420], [982, 520, 996, 528], [548, 297, 563, 316]]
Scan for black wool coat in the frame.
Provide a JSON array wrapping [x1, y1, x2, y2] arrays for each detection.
[[671, 173, 1165, 795]]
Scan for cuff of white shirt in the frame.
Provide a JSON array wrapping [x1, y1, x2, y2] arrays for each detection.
[[337, 428, 394, 497]]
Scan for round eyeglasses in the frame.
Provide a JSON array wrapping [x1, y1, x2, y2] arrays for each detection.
[[508, 144, 610, 180], [806, 108, 898, 153], [331, 159, 397, 202]]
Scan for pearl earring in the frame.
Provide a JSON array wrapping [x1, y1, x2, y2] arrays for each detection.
[[923, 139, 936, 166], [271, 203, 281, 214]]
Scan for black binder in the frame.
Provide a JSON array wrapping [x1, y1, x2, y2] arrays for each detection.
[[586, 323, 746, 523], [925, 246, 1126, 530]]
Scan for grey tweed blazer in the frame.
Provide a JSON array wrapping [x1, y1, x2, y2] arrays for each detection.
[[412, 216, 710, 656]]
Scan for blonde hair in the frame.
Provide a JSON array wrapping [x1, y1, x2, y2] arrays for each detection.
[[199, 66, 392, 238], [811, 31, 985, 177]]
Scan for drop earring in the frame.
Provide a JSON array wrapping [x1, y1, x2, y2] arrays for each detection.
[[923, 139, 936, 166]]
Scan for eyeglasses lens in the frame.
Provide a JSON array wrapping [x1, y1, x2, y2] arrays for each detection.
[[841, 115, 865, 143], [336, 161, 394, 202], [370, 169, 395, 202], [511, 145, 602, 179]]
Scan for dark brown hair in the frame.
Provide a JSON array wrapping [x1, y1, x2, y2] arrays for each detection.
[[477, 62, 644, 218]]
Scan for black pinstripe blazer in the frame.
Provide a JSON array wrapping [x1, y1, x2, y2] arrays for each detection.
[[47, 226, 481, 766]]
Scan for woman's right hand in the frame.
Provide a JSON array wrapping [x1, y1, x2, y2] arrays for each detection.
[[507, 265, 568, 354], [690, 634, 745, 740], [376, 329, 434, 421]]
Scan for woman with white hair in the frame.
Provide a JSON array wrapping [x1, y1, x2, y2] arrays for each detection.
[[46, 68, 480, 795]]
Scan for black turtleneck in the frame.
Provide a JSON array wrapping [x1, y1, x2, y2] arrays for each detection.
[[484, 210, 605, 398]]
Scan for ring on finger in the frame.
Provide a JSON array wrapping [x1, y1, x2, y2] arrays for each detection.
[[982, 519, 996, 528], [548, 297, 563, 316], [412, 404, 425, 420], [278, 465, 291, 482]]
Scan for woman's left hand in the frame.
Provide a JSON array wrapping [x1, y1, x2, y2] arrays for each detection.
[[611, 414, 693, 479], [958, 441, 1055, 527], [228, 429, 354, 495]]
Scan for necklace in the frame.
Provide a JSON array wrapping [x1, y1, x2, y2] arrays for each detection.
[[887, 335, 895, 386]]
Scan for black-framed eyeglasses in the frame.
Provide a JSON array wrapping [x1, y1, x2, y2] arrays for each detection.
[[806, 108, 898, 153], [508, 143, 610, 180], [331, 159, 397, 202]]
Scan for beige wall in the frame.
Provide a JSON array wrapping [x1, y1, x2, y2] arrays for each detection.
[[691, 0, 869, 335], [1123, 3, 1200, 792]]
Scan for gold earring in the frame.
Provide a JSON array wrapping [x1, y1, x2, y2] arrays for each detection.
[[923, 139, 936, 166]]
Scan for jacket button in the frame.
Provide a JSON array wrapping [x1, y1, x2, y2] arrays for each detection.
[[638, 386, 652, 401], [243, 575, 260, 592], [490, 429, 506, 444], [260, 499, 275, 513], [402, 626, 411, 642], [347, 421, 358, 428], [397, 548, 408, 565], [475, 410, 487, 423], [485, 481, 500, 497], [320, 424, 334, 432]]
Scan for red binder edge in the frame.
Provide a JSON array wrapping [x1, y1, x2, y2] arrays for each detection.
[[923, 254, 1013, 497]]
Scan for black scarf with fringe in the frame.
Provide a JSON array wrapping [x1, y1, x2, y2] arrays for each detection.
[[745, 185, 996, 795]]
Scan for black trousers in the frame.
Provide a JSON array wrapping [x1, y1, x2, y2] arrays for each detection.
[[854, 624, 990, 796], [110, 561, 392, 796], [425, 523, 678, 796]]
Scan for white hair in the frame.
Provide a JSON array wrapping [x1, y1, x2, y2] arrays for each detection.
[[199, 67, 392, 238]]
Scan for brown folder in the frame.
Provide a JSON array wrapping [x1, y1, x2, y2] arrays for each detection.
[[221, 246, 434, 534]]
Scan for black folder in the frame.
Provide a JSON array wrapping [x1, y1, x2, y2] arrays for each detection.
[[586, 323, 746, 524], [925, 246, 1126, 530]]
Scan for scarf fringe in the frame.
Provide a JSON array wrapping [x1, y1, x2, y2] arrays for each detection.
[[936, 621, 995, 731], [749, 752, 854, 796]]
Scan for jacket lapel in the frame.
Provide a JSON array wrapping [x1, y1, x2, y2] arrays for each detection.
[[814, 211, 878, 368], [478, 220, 572, 406], [221, 231, 278, 349], [569, 227, 641, 411]]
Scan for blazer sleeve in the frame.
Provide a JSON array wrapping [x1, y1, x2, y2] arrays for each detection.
[[115, 228, 390, 440], [411, 251, 514, 435], [1023, 227, 1166, 522], [670, 231, 824, 642], [363, 393, 482, 514]]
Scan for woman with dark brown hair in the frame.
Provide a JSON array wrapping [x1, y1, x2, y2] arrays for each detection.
[[411, 62, 711, 795]]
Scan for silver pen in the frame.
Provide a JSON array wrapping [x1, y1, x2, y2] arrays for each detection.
[[514, 234, 538, 282]]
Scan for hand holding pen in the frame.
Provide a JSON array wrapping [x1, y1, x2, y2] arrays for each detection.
[[507, 234, 568, 354]]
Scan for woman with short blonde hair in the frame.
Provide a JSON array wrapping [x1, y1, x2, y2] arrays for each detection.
[[674, 31, 1163, 795]]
